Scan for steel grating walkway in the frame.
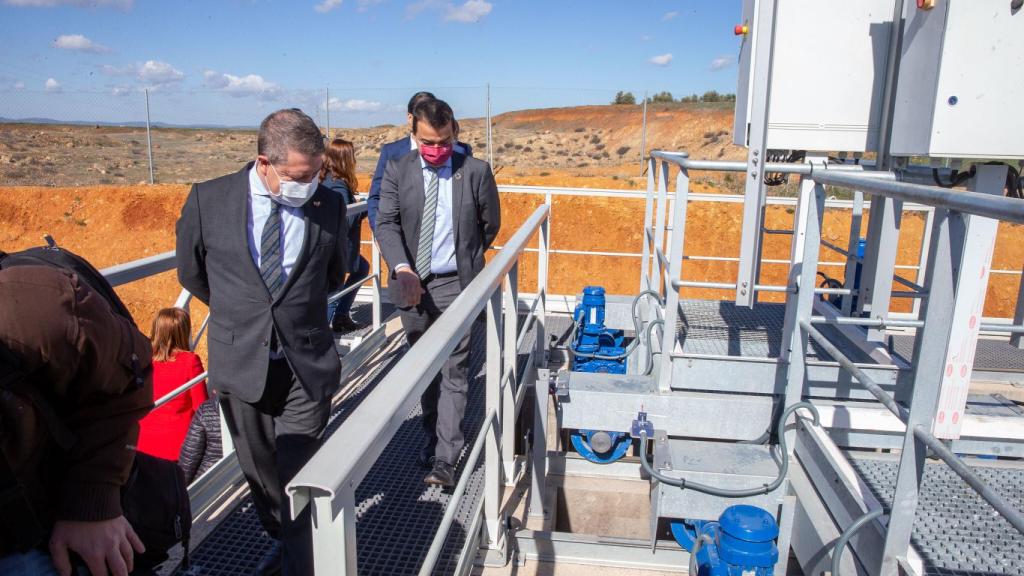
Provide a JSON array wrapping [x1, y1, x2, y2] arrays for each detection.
[[674, 298, 1024, 373], [173, 303, 547, 576], [849, 455, 1024, 575], [674, 298, 879, 363]]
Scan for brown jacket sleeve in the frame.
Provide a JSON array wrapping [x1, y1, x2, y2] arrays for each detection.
[[0, 266, 154, 521]]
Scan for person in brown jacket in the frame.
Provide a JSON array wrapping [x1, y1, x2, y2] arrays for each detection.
[[0, 265, 154, 576]]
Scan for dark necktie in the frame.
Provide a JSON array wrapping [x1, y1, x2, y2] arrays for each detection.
[[416, 168, 439, 277], [260, 201, 284, 299]]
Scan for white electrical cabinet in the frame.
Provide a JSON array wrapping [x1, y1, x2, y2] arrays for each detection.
[[733, 0, 897, 153], [889, 0, 1024, 160]]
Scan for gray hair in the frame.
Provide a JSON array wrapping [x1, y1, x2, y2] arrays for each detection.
[[257, 108, 324, 164]]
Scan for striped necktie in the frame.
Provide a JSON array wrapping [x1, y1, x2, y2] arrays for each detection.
[[260, 201, 285, 299], [416, 167, 439, 277]]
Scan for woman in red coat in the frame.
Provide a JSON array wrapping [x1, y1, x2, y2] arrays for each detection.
[[137, 307, 208, 461]]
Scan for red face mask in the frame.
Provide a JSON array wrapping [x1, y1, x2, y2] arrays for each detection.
[[420, 142, 453, 166]]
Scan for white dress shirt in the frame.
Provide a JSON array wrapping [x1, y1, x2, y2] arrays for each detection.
[[420, 155, 458, 275], [246, 164, 306, 283]]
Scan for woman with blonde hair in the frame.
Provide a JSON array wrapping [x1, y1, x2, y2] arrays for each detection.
[[137, 307, 208, 461], [322, 137, 370, 332]]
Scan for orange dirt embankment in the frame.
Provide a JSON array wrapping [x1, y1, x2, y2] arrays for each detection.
[[1, 185, 1021, 349]]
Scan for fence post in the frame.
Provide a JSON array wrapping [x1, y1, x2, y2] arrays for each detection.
[[486, 83, 494, 168], [529, 209, 549, 519], [309, 487, 358, 575], [144, 89, 155, 184], [501, 265, 518, 484], [658, 165, 688, 392], [640, 92, 648, 178], [484, 290, 505, 556]]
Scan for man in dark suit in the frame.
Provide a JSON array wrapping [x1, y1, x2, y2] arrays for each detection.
[[175, 108, 347, 576], [376, 98, 500, 487], [367, 91, 473, 231]]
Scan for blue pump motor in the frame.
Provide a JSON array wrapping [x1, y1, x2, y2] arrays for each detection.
[[669, 505, 779, 576], [571, 286, 627, 374], [569, 429, 632, 464]]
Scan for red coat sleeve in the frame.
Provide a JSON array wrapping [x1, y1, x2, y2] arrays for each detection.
[[188, 352, 208, 408]]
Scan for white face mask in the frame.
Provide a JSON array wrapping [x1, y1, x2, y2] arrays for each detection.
[[268, 163, 319, 208]]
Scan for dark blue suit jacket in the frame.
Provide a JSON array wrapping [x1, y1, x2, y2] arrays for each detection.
[[367, 135, 472, 230]]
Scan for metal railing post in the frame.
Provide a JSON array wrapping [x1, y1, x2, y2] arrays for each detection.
[[780, 177, 824, 449], [657, 166, 689, 391], [309, 487, 357, 575], [857, 195, 904, 341], [484, 289, 505, 553], [735, 0, 780, 308], [1013, 263, 1024, 349], [911, 207, 935, 320], [880, 207, 959, 575], [529, 211, 549, 519], [641, 157, 656, 293], [501, 265, 518, 484], [653, 160, 670, 297], [841, 189, 864, 316], [371, 239, 382, 328]]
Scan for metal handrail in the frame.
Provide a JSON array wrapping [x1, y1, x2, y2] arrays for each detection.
[[649, 150, 897, 179], [800, 320, 1024, 535], [417, 409, 497, 576], [287, 204, 550, 513], [810, 170, 1024, 224]]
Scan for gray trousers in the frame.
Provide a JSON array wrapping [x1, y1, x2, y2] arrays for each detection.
[[220, 358, 330, 576], [398, 274, 472, 466]]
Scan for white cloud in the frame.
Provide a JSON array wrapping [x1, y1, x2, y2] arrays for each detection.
[[355, 0, 381, 12], [52, 34, 110, 53], [13, 81, 25, 90], [137, 60, 184, 85], [313, 0, 341, 13], [100, 63, 135, 76], [3, 0, 132, 8], [203, 70, 281, 99], [404, 0, 438, 19], [110, 85, 133, 96], [325, 97, 384, 112], [640, 34, 653, 42], [44, 77, 61, 92], [662, 11, 678, 21], [710, 55, 735, 71], [445, 0, 491, 22], [649, 53, 673, 67]]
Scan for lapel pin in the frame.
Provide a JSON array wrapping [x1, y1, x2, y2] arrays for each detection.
[[313, 200, 321, 207], [454, 171, 462, 180]]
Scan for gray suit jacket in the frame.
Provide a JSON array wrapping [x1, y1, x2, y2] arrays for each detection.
[[175, 163, 348, 403], [375, 151, 500, 291]]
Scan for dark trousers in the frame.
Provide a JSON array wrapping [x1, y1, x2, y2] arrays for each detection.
[[398, 274, 472, 466], [219, 358, 330, 576]]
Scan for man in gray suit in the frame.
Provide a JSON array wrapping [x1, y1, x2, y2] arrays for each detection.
[[175, 109, 347, 575], [376, 98, 500, 487]]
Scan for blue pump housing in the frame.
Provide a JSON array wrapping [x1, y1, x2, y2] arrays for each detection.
[[571, 286, 628, 374], [669, 505, 779, 576]]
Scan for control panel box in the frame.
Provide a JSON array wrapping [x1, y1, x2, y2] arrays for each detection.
[[890, 0, 1024, 159], [734, 0, 897, 153]]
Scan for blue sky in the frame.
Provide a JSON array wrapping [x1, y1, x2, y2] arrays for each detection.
[[0, 0, 744, 127]]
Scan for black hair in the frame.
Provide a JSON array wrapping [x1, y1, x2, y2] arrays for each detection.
[[411, 98, 454, 135], [407, 91, 436, 115]]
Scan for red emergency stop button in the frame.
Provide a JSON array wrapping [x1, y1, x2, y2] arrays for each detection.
[[734, 24, 749, 36]]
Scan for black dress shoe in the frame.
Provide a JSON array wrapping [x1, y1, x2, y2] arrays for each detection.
[[417, 443, 437, 469], [331, 314, 365, 332], [423, 460, 455, 487], [253, 539, 282, 576]]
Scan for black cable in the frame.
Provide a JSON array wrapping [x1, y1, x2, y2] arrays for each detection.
[[638, 401, 820, 498]]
